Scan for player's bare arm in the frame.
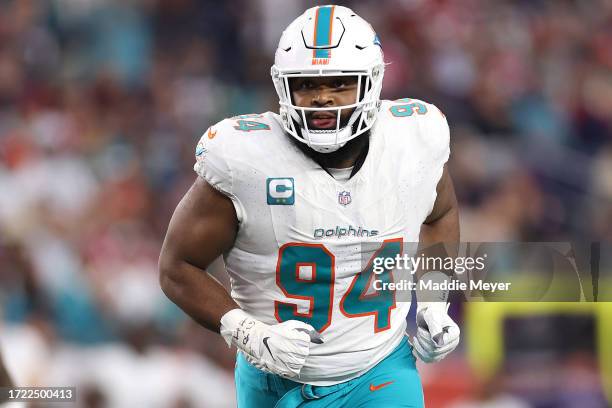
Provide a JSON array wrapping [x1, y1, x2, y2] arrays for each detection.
[[420, 165, 459, 245], [413, 164, 461, 363], [159, 177, 240, 333]]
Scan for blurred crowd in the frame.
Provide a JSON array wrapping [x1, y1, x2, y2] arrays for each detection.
[[0, 0, 610, 407]]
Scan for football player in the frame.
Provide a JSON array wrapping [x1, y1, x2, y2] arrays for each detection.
[[160, 5, 460, 407]]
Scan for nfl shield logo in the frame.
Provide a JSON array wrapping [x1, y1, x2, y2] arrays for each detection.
[[338, 191, 351, 206]]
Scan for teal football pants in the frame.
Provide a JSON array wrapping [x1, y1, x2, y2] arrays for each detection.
[[235, 339, 424, 408]]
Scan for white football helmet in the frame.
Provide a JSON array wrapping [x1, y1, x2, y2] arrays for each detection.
[[271, 5, 385, 153]]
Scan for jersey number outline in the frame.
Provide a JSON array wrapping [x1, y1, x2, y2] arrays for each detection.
[[274, 238, 402, 333]]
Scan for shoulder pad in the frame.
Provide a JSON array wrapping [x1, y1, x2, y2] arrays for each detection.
[[193, 113, 276, 195], [380, 98, 450, 162]]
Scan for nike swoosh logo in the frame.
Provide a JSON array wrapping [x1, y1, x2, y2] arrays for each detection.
[[369, 381, 394, 392], [262, 337, 275, 361]]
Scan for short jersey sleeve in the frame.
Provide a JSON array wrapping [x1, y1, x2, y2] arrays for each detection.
[[379, 98, 451, 222], [418, 101, 451, 217], [193, 119, 244, 222], [383, 98, 450, 166], [422, 102, 450, 168]]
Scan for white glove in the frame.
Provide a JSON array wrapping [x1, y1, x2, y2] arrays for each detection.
[[412, 302, 460, 363], [220, 309, 322, 378]]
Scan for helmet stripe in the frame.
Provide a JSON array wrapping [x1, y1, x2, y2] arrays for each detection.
[[313, 6, 335, 59]]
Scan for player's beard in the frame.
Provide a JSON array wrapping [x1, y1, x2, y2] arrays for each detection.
[[289, 106, 370, 170], [291, 117, 371, 171], [308, 130, 370, 168]]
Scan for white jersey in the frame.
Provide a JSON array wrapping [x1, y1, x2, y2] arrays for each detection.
[[194, 99, 450, 385]]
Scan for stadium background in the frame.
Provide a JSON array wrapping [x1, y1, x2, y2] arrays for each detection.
[[0, 0, 611, 406]]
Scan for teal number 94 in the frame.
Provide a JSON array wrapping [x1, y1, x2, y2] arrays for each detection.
[[275, 239, 402, 333], [232, 115, 270, 132], [234, 120, 270, 132], [389, 98, 427, 117]]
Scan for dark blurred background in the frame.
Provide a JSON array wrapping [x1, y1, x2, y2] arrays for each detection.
[[0, 0, 611, 407]]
